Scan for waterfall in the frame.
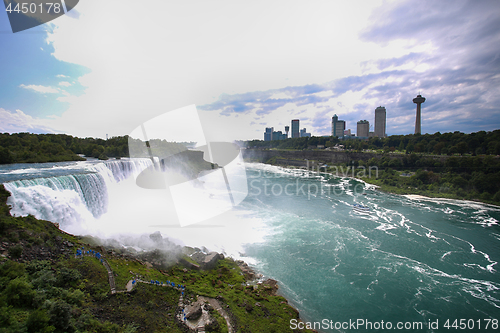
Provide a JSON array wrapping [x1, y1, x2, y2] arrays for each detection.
[[3, 159, 152, 228]]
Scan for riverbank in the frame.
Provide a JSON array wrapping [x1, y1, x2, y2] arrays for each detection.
[[253, 153, 500, 207], [357, 169, 500, 207]]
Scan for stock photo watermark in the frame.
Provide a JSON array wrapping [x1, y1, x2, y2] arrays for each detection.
[[3, 0, 79, 33], [248, 162, 379, 200]]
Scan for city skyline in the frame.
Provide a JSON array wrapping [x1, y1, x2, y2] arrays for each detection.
[[1, 1, 499, 141], [263, 102, 390, 141]]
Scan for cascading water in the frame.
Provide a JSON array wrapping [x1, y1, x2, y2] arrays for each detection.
[[3, 159, 152, 229], [5, 173, 109, 218]]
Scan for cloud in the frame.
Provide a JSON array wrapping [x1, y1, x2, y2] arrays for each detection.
[[19, 84, 59, 94], [58, 81, 72, 87], [8, 0, 497, 139], [0, 108, 58, 134], [39, 0, 385, 139], [56, 74, 69, 78]]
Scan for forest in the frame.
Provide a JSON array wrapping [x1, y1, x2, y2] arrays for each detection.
[[0, 134, 188, 164]]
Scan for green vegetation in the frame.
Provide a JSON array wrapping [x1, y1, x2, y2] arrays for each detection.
[[0, 133, 190, 164], [246, 130, 500, 156], [321, 153, 500, 205], [0, 184, 313, 332]]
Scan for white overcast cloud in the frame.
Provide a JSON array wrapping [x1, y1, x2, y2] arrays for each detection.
[[40, 0, 393, 140], [5, 0, 500, 139]]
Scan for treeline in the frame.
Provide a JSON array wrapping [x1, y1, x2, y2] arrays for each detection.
[[0, 133, 129, 164], [247, 130, 500, 156], [0, 133, 188, 164]]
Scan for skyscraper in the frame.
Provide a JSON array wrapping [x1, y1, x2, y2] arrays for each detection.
[[331, 114, 346, 137], [264, 127, 273, 141], [413, 94, 425, 134], [374, 106, 386, 138], [291, 119, 300, 138], [357, 120, 369, 138]]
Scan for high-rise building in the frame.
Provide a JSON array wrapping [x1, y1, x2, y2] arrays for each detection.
[[300, 128, 311, 137], [413, 94, 426, 134], [291, 119, 300, 138], [264, 127, 273, 141], [331, 114, 346, 137], [374, 106, 386, 138], [272, 131, 286, 140], [357, 120, 369, 138]]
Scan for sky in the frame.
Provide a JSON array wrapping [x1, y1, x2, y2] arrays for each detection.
[[0, 0, 499, 141]]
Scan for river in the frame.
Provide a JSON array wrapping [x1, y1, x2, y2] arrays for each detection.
[[1, 159, 499, 332]]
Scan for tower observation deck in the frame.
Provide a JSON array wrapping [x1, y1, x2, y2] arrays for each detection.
[[413, 94, 426, 134]]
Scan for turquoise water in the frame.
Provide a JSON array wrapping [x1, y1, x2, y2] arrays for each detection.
[[240, 164, 500, 332], [2, 160, 499, 332]]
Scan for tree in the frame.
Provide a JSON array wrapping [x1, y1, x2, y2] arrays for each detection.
[[5, 277, 35, 307], [0, 147, 13, 164], [56, 267, 81, 287], [48, 300, 72, 331], [26, 309, 53, 333], [456, 141, 468, 155], [433, 142, 445, 155], [448, 146, 458, 155]]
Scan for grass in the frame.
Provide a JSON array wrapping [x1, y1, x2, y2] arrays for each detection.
[[91, 283, 183, 333]]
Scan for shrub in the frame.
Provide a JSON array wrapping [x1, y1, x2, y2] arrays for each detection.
[[8, 231, 19, 243], [48, 299, 72, 331], [26, 309, 53, 333], [0, 260, 25, 279], [56, 267, 82, 287], [0, 306, 12, 327], [26, 260, 52, 276], [5, 277, 35, 307], [8, 245, 23, 259], [32, 270, 57, 289]]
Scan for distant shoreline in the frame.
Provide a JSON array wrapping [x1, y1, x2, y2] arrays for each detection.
[[255, 160, 500, 208]]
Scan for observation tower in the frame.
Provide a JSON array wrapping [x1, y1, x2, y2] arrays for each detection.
[[413, 94, 426, 134]]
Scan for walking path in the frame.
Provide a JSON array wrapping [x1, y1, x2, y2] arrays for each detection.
[[198, 296, 233, 333], [101, 259, 117, 294], [75, 248, 232, 332]]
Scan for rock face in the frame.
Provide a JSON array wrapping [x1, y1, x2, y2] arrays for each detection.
[[149, 231, 163, 243], [202, 252, 224, 270], [191, 251, 224, 270], [185, 303, 202, 320]]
